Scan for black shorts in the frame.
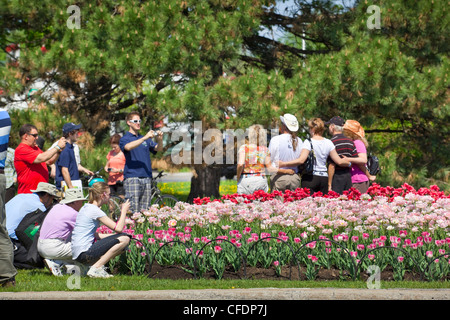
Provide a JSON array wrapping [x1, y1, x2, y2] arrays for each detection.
[[331, 169, 352, 195], [301, 174, 329, 194], [76, 233, 130, 265]]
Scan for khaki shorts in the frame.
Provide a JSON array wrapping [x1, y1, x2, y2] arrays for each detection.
[[270, 173, 301, 192], [38, 238, 72, 260], [237, 175, 269, 195]]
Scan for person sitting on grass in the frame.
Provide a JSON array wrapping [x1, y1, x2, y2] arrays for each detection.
[[70, 181, 131, 278], [37, 188, 87, 276]]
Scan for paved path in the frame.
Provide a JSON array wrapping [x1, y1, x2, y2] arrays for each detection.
[[1, 288, 449, 300]]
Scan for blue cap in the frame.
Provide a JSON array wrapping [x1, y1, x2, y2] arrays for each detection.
[[62, 122, 82, 134]]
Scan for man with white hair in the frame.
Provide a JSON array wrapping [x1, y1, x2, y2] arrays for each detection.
[[326, 116, 358, 194]]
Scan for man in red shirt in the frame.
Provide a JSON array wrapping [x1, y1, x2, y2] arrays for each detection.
[[14, 124, 67, 194]]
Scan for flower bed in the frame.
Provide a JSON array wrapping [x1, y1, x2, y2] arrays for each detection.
[[102, 184, 450, 281]]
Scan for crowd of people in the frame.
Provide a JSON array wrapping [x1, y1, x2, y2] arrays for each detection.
[[1, 108, 374, 285], [0, 111, 163, 285], [237, 114, 376, 197]]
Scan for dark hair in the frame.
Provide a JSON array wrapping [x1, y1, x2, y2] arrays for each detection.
[[19, 124, 37, 138], [109, 133, 122, 145]]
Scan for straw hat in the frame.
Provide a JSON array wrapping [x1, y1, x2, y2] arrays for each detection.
[[30, 182, 60, 198], [343, 120, 365, 138], [280, 114, 299, 132], [60, 188, 88, 204]]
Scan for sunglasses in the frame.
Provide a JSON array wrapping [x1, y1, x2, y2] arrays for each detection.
[[28, 133, 39, 138], [129, 119, 141, 124]]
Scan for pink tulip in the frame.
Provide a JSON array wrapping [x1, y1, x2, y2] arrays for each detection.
[[426, 251, 433, 258], [214, 246, 222, 254], [368, 254, 375, 260], [273, 261, 280, 267], [397, 256, 404, 263]]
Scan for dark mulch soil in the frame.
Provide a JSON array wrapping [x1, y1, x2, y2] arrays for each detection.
[[143, 263, 428, 281]]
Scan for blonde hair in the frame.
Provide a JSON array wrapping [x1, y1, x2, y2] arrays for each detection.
[[343, 129, 369, 148], [88, 181, 110, 203], [308, 118, 325, 136]]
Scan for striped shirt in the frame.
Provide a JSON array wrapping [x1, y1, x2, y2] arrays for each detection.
[[0, 110, 11, 169], [330, 133, 357, 170]]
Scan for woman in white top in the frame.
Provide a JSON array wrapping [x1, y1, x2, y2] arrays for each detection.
[[71, 181, 131, 278], [279, 118, 350, 194]]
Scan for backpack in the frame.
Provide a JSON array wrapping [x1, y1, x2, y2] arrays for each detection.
[[367, 154, 381, 175], [298, 138, 316, 175], [15, 204, 53, 251]]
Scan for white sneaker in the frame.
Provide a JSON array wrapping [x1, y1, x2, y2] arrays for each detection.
[[44, 259, 63, 277], [87, 266, 113, 278]]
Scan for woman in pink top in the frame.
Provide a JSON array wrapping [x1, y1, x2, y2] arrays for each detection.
[[104, 134, 126, 197], [342, 120, 375, 193]]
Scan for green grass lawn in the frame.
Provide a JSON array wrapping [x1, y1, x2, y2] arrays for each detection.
[[158, 179, 237, 202], [2, 269, 450, 292], [4, 180, 449, 293]]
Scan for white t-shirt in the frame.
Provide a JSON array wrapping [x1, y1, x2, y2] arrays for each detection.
[[268, 133, 303, 173], [71, 203, 106, 259], [302, 138, 335, 177]]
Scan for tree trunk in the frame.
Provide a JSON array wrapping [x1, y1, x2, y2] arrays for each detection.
[[187, 164, 222, 203]]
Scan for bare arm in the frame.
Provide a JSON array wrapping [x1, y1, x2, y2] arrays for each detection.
[[278, 148, 310, 167], [124, 130, 163, 152], [328, 162, 335, 191], [61, 167, 73, 189], [98, 200, 130, 233], [265, 154, 295, 175], [342, 153, 367, 165], [34, 138, 67, 164], [329, 149, 351, 167]]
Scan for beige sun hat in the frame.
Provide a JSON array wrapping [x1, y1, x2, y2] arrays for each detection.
[[30, 182, 60, 198], [60, 188, 88, 204], [280, 113, 299, 132]]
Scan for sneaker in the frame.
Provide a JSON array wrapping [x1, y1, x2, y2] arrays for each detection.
[[87, 266, 113, 278], [44, 259, 63, 277]]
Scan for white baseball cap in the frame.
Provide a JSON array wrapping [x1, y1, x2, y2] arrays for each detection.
[[280, 114, 299, 132]]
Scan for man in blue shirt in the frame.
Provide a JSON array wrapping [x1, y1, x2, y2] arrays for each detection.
[[55, 123, 90, 190], [6, 182, 59, 269], [119, 111, 162, 213]]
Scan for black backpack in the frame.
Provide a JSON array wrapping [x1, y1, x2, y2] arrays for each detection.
[[298, 138, 316, 175], [367, 154, 381, 175], [15, 204, 53, 251]]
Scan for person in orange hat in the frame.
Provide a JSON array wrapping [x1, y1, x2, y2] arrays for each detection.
[[338, 120, 375, 193]]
